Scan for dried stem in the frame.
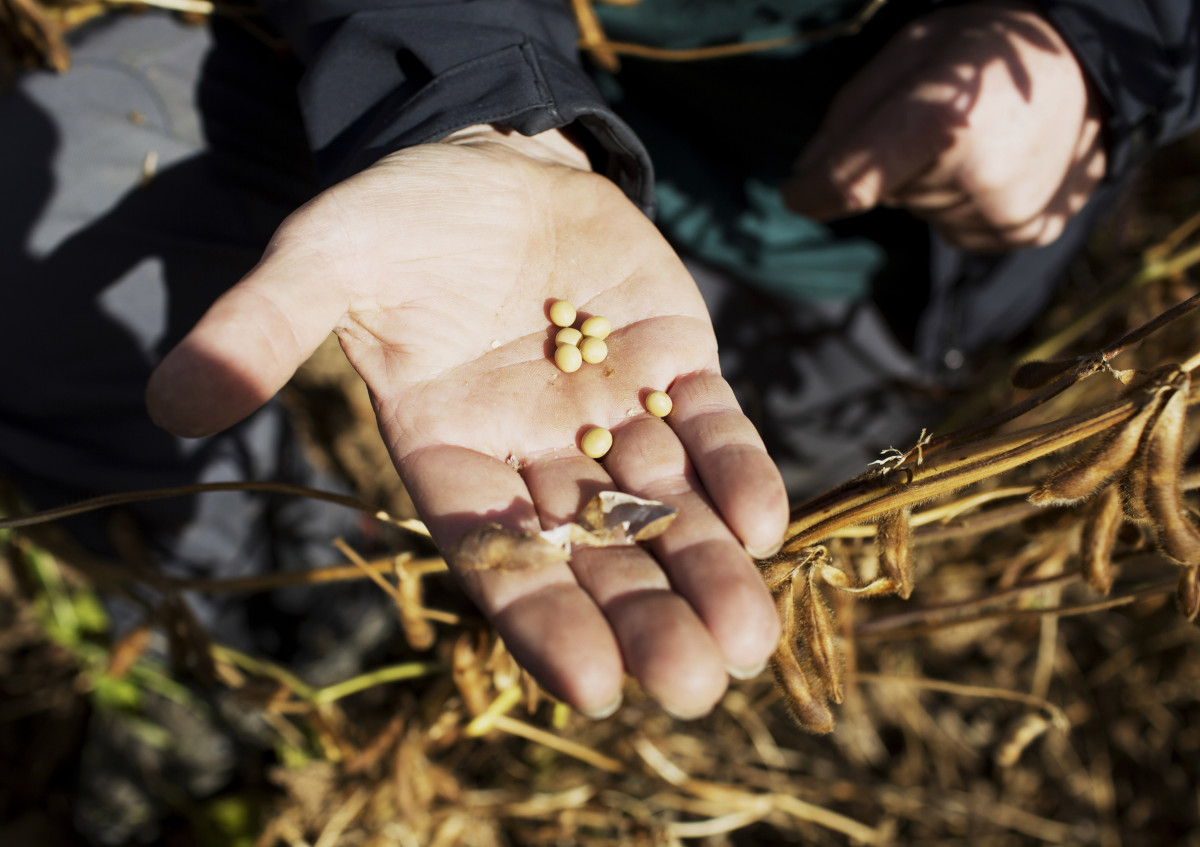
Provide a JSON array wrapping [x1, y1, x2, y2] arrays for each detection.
[[0, 480, 409, 531], [854, 571, 1089, 636], [490, 715, 623, 774], [851, 672, 1070, 732], [311, 661, 448, 706], [858, 580, 1176, 641], [786, 392, 1145, 549]]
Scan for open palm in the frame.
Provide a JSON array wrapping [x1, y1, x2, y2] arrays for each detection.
[[147, 126, 788, 718]]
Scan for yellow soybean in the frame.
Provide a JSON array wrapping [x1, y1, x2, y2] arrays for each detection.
[[554, 343, 583, 373], [579, 315, 611, 340], [581, 427, 613, 459], [555, 327, 582, 346], [579, 336, 607, 364], [550, 300, 577, 328], [645, 390, 673, 417]]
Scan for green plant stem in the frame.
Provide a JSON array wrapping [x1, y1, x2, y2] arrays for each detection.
[[210, 644, 318, 701], [311, 661, 448, 705]]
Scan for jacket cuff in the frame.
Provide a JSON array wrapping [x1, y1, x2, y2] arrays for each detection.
[[289, 10, 654, 214]]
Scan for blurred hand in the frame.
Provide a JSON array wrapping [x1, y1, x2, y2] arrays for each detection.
[[783, 0, 1106, 252], [146, 125, 787, 719]]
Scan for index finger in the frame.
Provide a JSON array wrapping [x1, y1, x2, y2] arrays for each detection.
[[398, 443, 626, 715]]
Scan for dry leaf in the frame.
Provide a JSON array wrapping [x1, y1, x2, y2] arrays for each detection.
[[448, 523, 571, 572], [577, 490, 677, 543], [448, 492, 675, 572]]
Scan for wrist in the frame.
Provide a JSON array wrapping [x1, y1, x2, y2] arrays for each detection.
[[440, 123, 593, 172]]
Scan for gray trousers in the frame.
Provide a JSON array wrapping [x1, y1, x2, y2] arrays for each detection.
[[0, 14, 397, 674]]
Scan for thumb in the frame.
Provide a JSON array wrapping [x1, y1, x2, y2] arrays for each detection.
[[146, 242, 349, 438]]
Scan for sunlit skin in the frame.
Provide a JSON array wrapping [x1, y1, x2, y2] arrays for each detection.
[[147, 124, 788, 720], [146, 0, 1104, 720], [784, 1, 1105, 252]]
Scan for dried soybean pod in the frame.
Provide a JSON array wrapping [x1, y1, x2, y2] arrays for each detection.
[[1178, 566, 1200, 622], [770, 579, 834, 734], [1080, 483, 1122, 595], [875, 507, 914, 599], [1142, 379, 1200, 565], [1124, 368, 1183, 523], [1030, 396, 1163, 507], [799, 568, 843, 704], [1120, 459, 1153, 524]]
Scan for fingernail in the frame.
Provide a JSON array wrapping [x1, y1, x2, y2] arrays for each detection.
[[726, 659, 768, 681], [745, 539, 783, 559], [578, 694, 623, 720]]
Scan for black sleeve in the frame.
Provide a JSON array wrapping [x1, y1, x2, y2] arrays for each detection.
[[1035, 0, 1200, 179], [258, 0, 654, 214]]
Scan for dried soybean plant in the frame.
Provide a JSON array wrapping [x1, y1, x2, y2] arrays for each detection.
[[760, 286, 1200, 735]]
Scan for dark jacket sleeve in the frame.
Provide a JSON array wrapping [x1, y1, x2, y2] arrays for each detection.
[[1036, 0, 1200, 179], [258, 0, 654, 213]]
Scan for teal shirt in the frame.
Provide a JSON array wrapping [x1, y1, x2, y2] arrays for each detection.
[[591, 0, 922, 301]]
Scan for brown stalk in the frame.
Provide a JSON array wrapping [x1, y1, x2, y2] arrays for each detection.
[[452, 630, 492, 718], [858, 580, 1176, 641], [955, 288, 1200, 449], [343, 713, 407, 776], [0, 479, 408, 532], [785, 392, 1145, 551], [106, 621, 153, 680], [855, 571, 1088, 637], [160, 593, 217, 686], [852, 673, 1070, 736], [171, 555, 449, 594], [396, 558, 437, 650], [994, 713, 1053, 768]]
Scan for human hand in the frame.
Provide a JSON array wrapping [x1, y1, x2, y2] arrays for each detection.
[[783, 1, 1106, 252], [145, 125, 788, 718]]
